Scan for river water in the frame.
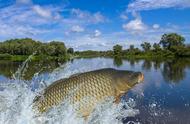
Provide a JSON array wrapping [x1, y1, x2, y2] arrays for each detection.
[[0, 57, 190, 124]]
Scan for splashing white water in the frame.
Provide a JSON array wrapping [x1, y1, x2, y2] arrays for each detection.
[[13, 52, 36, 80], [0, 58, 140, 124]]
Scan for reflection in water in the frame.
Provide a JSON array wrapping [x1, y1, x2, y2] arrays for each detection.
[[129, 59, 135, 67], [0, 58, 190, 83], [161, 59, 190, 83], [0, 60, 20, 78], [114, 58, 141, 67], [128, 59, 140, 67], [0, 60, 65, 80], [113, 57, 123, 67], [113, 58, 190, 83], [142, 60, 152, 71], [152, 59, 162, 70]]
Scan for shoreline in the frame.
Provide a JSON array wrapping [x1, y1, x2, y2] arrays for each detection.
[[0, 53, 187, 62]]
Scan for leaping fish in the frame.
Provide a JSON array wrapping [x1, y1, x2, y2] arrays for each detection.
[[33, 68, 144, 117]]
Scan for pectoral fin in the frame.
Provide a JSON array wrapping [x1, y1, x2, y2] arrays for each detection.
[[114, 89, 125, 104]]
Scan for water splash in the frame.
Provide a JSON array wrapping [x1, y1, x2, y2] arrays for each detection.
[[13, 52, 36, 80], [0, 57, 140, 124]]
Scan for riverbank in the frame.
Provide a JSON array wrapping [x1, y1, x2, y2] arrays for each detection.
[[0, 54, 73, 61], [74, 50, 175, 59], [0, 52, 185, 62]]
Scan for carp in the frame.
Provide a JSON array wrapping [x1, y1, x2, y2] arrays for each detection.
[[33, 68, 144, 117]]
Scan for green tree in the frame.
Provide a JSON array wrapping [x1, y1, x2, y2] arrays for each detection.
[[129, 45, 134, 51], [153, 43, 161, 51], [0, 38, 41, 55], [49, 41, 67, 56], [0, 38, 68, 57], [141, 42, 151, 51], [113, 44, 122, 56], [67, 48, 74, 54], [160, 33, 185, 49]]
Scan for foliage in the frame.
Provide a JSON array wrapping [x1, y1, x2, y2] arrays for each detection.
[[67, 48, 74, 54], [48, 41, 67, 56], [75, 50, 113, 58], [0, 38, 40, 55], [153, 43, 161, 51], [0, 38, 67, 57], [141, 42, 151, 51], [0, 54, 12, 60], [170, 46, 190, 57], [0, 33, 190, 60], [113, 44, 122, 56], [129, 45, 134, 51], [160, 33, 185, 49]]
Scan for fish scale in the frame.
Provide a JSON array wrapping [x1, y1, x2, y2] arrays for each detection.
[[33, 68, 143, 117]]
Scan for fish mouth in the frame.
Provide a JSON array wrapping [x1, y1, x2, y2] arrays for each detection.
[[138, 73, 144, 83]]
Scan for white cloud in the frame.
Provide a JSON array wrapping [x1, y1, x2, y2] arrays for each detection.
[[153, 24, 160, 29], [64, 35, 104, 50], [64, 23, 190, 51], [128, 0, 190, 11], [0, 22, 46, 36], [71, 25, 84, 33], [122, 18, 147, 34], [71, 8, 87, 18], [94, 30, 101, 37], [120, 13, 128, 20], [131, 11, 140, 18], [0, 6, 44, 37], [16, 0, 32, 4], [0, 2, 109, 43], [93, 12, 106, 23], [32, 5, 52, 18], [71, 8, 106, 24]]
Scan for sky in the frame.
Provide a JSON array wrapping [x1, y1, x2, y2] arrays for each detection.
[[0, 0, 190, 50]]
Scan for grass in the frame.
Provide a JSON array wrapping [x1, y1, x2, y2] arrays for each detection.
[[0, 50, 183, 62], [0, 54, 69, 61]]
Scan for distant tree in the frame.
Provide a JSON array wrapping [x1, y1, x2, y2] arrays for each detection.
[[49, 41, 67, 56], [0, 38, 41, 55], [186, 44, 190, 48], [153, 43, 161, 51], [129, 45, 134, 51], [160, 33, 185, 49], [67, 48, 74, 54], [141, 42, 151, 51], [113, 44, 122, 56]]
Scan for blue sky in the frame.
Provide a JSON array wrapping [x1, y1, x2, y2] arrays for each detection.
[[0, 0, 190, 50]]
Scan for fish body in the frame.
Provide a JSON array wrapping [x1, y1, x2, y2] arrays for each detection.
[[33, 68, 144, 116]]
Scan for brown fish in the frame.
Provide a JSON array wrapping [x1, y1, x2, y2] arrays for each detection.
[[33, 68, 144, 117]]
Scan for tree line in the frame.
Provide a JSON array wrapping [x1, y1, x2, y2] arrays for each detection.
[[0, 33, 190, 60], [0, 38, 74, 59], [112, 33, 190, 58]]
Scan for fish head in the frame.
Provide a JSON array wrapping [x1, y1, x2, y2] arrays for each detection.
[[113, 70, 144, 94]]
